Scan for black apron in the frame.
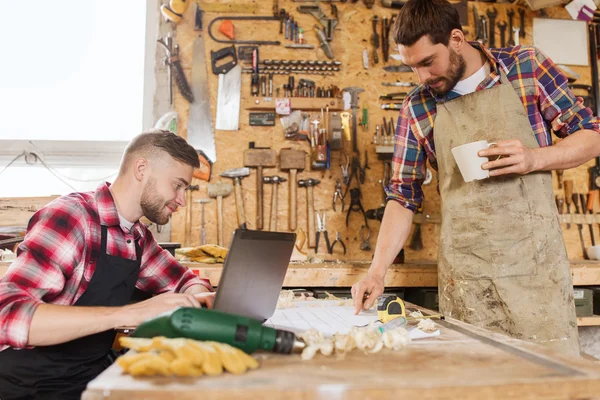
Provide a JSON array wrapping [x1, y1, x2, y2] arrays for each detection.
[[0, 225, 142, 400]]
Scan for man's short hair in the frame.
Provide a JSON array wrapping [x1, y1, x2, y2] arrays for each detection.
[[120, 130, 200, 172], [393, 0, 462, 47]]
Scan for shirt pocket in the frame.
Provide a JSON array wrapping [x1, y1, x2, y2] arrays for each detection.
[[450, 206, 538, 280]]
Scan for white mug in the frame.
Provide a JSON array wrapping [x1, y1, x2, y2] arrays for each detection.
[[451, 140, 496, 183]]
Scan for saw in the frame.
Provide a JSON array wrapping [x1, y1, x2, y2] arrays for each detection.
[[188, 5, 216, 181]]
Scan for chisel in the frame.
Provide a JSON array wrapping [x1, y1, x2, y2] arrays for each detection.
[[572, 193, 588, 259], [564, 180, 573, 229], [587, 191, 597, 246]]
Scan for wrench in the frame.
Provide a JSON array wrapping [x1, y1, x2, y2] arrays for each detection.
[[513, 26, 520, 46], [497, 21, 507, 48], [480, 16, 488, 45], [486, 8, 498, 48], [518, 8, 526, 38], [506, 9, 515, 46]]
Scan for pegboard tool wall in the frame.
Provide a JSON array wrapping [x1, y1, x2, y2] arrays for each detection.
[[168, 0, 595, 262]]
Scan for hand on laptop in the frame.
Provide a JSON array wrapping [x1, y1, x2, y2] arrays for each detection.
[[194, 292, 216, 309]]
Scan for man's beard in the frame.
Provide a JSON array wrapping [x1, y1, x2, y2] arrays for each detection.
[[140, 178, 171, 225], [426, 49, 466, 96]]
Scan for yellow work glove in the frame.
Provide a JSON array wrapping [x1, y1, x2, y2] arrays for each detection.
[[117, 336, 259, 377]]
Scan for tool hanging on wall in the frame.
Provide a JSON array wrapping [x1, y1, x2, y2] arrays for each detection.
[[208, 182, 232, 247], [564, 180, 573, 229], [315, 212, 332, 254], [208, 16, 282, 45], [297, 4, 338, 59], [371, 16, 380, 65], [194, 199, 212, 246], [160, 0, 190, 24], [280, 149, 306, 231], [572, 193, 588, 259], [221, 168, 250, 230], [244, 144, 277, 231], [157, 35, 194, 104], [264, 176, 287, 232], [299, 179, 320, 248], [187, 6, 216, 181], [584, 192, 595, 246]]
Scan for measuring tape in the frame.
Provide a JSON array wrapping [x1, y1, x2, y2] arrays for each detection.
[[377, 295, 443, 323]]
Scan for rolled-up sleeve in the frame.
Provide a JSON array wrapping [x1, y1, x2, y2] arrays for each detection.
[[385, 99, 428, 212], [136, 228, 213, 295], [534, 47, 600, 138]]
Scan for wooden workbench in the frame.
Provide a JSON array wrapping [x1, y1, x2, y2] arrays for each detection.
[[81, 314, 600, 400], [1, 260, 600, 287]]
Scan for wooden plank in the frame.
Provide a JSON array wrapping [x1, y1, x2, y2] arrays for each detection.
[[571, 261, 600, 286], [577, 316, 600, 327], [81, 316, 600, 400], [0, 196, 58, 227], [1, 260, 598, 288]]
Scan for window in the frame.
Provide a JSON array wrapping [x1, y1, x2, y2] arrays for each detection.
[[0, 0, 157, 197]]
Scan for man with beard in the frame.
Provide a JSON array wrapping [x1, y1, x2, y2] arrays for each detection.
[[352, 0, 600, 356], [0, 130, 214, 399]]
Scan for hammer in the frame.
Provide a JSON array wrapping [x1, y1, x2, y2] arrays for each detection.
[[221, 168, 250, 230], [208, 182, 232, 247], [298, 178, 320, 247], [194, 198, 212, 245], [244, 143, 277, 230], [264, 176, 287, 232]]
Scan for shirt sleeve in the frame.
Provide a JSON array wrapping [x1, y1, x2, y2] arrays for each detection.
[[534, 47, 600, 138], [0, 200, 87, 348], [385, 99, 428, 212], [136, 228, 213, 294]]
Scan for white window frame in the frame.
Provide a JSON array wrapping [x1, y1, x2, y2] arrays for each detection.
[[0, 0, 159, 170]]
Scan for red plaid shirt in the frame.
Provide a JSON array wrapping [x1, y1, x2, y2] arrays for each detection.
[[0, 182, 212, 349]]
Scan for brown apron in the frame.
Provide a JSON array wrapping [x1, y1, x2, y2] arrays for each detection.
[[434, 68, 580, 356]]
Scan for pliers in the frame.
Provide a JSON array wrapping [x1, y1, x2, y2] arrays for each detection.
[[315, 212, 332, 254], [330, 232, 346, 255], [346, 188, 368, 227], [339, 151, 349, 185], [333, 180, 345, 212]]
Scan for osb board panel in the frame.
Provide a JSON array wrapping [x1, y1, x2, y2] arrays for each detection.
[[169, 1, 595, 264], [0, 196, 58, 227]]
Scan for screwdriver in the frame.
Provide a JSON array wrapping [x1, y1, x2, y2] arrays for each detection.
[[564, 180, 573, 229]]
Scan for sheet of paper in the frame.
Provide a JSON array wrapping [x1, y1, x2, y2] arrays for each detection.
[[264, 302, 440, 339]]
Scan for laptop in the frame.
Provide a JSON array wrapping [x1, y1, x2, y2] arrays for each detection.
[[212, 229, 296, 321]]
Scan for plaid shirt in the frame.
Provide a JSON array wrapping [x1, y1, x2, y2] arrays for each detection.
[[0, 182, 212, 349], [386, 43, 600, 211]]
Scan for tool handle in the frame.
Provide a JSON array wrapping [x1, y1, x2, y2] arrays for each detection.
[[257, 166, 264, 230], [587, 190, 596, 213], [217, 196, 224, 246], [185, 190, 193, 247], [307, 186, 316, 248], [555, 196, 564, 214], [290, 169, 298, 231], [564, 180, 574, 205], [572, 193, 581, 214], [234, 180, 246, 229], [200, 227, 206, 246], [270, 184, 278, 231]]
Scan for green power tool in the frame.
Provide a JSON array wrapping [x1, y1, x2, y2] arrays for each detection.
[[131, 307, 306, 355]]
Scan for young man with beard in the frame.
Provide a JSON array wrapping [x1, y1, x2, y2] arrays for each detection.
[[352, 0, 600, 356], [0, 130, 214, 399]]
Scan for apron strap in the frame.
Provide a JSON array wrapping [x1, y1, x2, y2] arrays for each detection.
[[497, 65, 510, 85], [100, 225, 108, 255]]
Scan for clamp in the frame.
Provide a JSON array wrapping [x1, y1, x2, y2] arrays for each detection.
[[346, 188, 368, 227], [315, 212, 332, 254], [333, 180, 345, 212], [330, 232, 346, 255]]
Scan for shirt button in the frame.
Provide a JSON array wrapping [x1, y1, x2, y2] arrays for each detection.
[[127, 239, 132, 244]]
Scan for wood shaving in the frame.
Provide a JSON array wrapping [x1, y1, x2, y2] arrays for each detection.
[[417, 318, 437, 333], [409, 310, 424, 318], [298, 326, 410, 360]]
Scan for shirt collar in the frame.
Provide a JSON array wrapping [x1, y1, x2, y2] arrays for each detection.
[[429, 42, 503, 103], [95, 182, 145, 239]]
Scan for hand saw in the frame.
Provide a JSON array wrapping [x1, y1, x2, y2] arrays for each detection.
[[188, 5, 216, 181]]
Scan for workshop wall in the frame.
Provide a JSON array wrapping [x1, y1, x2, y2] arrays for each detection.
[[167, 1, 595, 262]]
